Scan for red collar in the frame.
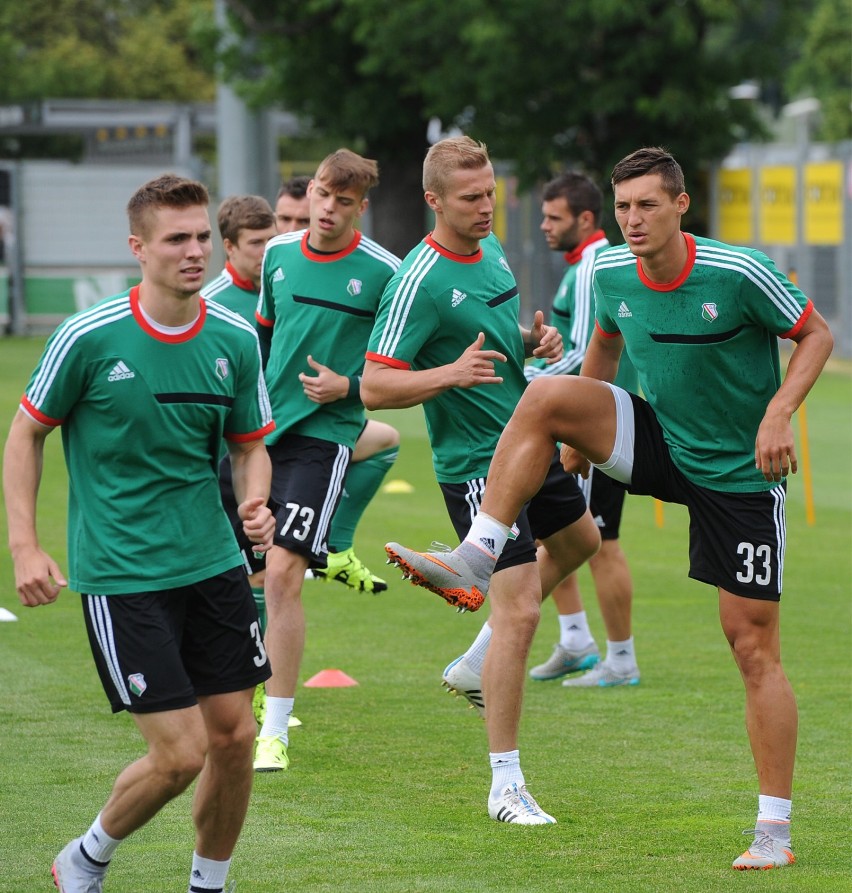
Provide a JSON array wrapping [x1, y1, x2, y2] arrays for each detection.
[[301, 229, 362, 262], [425, 233, 483, 263], [563, 229, 607, 266], [225, 261, 258, 293], [130, 285, 206, 343], [636, 233, 696, 292]]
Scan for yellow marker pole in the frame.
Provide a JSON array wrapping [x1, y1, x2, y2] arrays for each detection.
[[797, 401, 816, 526], [654, 499, 665, 528]]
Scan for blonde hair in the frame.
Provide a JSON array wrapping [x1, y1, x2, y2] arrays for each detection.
[[423, 136, 490, 197]]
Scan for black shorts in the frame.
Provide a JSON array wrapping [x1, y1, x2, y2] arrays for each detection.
[[268, 433, 351, 567], [82, 566, 271, 714], [576, 468, 626, 541], [219, 454, 272, 576], [439, 450, 588, 573], [624, 393, 787, 601]]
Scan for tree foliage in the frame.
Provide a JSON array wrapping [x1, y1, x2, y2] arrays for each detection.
[[0, 0, 216, 104], [787, 0, 852, 141], [221, 0, 812, 250]]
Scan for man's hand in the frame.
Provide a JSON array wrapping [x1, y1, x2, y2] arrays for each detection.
[[527, 310, 563, 362], [238, 496, 275, 554], [12, 545, 67, 607], [560, 443, 591, 479], [299, 355, 349, 404], [451, 332, 507, 388], [755, 409, 797, 483]]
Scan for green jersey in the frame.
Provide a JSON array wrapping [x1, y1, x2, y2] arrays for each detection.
[[257, 229, 399, 449], [527, 229, 638, 394], [367, 233, 527, 483], [22, 286, 274, 595], [593, 233, 812, 492], [201, 261, 258, 326]]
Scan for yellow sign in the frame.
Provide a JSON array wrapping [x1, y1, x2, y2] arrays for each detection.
[[717, 169, 753, 244], [759, 166, 796, 245], [804, 161, 843, 245]]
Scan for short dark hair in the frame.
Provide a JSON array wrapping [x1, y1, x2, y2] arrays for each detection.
[[611, 147, 685, 198], [127, 173, 209, 238], [542, 172, 603, 227], [277, 175, 310, 202], [216, 195, 275, 243]]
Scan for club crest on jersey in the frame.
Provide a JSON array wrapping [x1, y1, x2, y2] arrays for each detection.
[[702, 302, 718, 322], [451, 288, 467, 307], [347, 278, 363, 296], [215, 358, 230, 381], [128, 673, 147, 697]]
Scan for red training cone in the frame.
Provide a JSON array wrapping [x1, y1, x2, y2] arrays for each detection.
[[303, 668, 359, 688]]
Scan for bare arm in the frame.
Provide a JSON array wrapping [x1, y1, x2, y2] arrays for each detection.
[[3, 411, 67, 606], [227, 436, 275, 553], [361, 332, 507, 410], [755, 307, 834, 482], [578, 327, 624, 382]]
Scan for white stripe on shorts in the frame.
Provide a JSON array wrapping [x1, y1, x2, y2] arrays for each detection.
[[86, 595, 131, 705]]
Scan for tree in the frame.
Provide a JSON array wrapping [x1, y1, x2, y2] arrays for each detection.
[[0, 0, 217, 101], [787, 0, 852, 141], [221, 0, 808, 253]]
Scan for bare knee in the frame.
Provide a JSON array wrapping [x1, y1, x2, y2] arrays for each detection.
[[721, 595, 783, 683], [206, 712, 257, 766], [149, 738, 207, 796]]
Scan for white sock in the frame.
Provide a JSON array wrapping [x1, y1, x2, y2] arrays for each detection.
[[259, 696, 294, 744], [463, 621, 492, 673], [464, 512, 512, 561], [189, 852, 231, 892], [757, 795, 792, 843], [605, 637, 636, 669], [558, 611, 594, 650], [81, 813, 120, 865], [489, 749, 524, 797]]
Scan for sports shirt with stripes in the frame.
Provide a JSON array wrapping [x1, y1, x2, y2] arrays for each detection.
[[366, 233, 527, 483], [257, 229, 399, 449], [593, 233, 812, 492], [526, 229, 638, 393], [21, 286, 274, 594], [201, 260, 258, 326]]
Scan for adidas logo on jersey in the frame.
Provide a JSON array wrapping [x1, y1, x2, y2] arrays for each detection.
[[272, 268, 285, 282], [479, 536, 496, 553], [108, 361, 135, 382], [499, 257, 511, 273], [451, 288, 467, 307], [617, 301, 632, 318]]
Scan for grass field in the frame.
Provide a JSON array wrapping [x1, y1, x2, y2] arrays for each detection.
[[0, 337, 850, 892]]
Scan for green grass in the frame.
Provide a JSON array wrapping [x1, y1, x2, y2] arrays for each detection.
[[0, 338, 850, 892]]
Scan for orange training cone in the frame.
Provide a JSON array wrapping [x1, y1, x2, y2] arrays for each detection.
[[304, 668, 359, 688]]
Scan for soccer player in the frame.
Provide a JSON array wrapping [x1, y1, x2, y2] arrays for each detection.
[[203, 194, 277, 628], [362, 136, 601, 825], [3, 174, 275, 893], [525, 172, 641, 688], [274, 175, 311, 233], [275, 176, 401, 594], [386, 147, 834, 867], [253, 149, 400, 772]]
